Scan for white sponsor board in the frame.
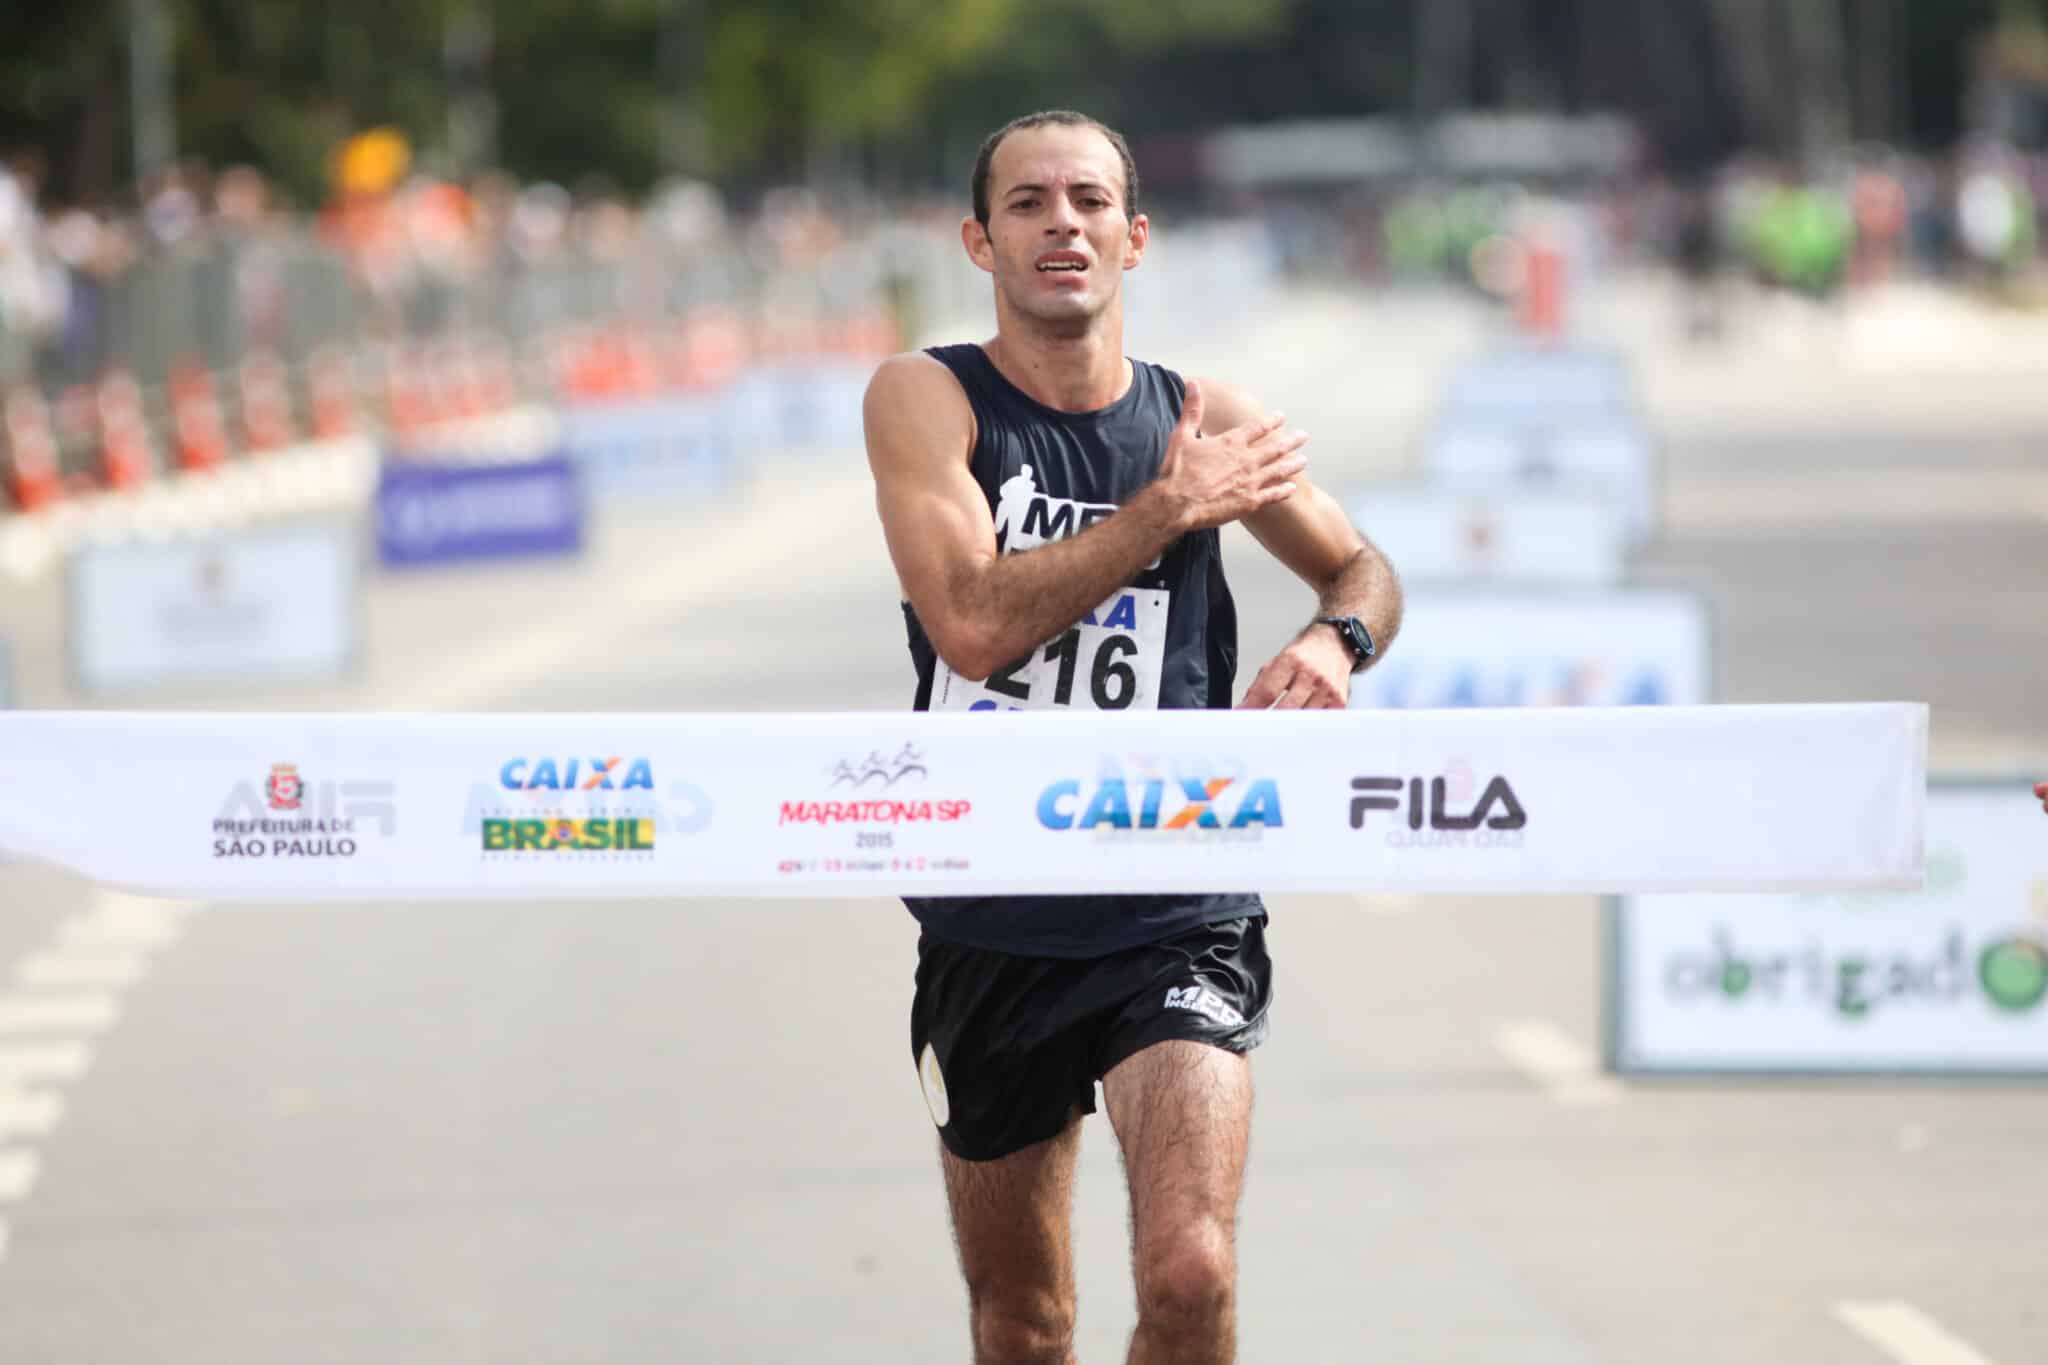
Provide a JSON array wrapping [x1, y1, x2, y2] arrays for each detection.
[[1348, 481, 1627, 586], [1425, 418, 1658, 545], [0, 704, 1924, 901], [1350, 587, 1711, 711], [68, 524, 358, 695], [1611, 782, 2048, 1075], [1425, 345, 1658, 543]]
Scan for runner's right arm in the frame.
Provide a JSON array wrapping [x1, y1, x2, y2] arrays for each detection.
[[864, 353, 1306, 681]]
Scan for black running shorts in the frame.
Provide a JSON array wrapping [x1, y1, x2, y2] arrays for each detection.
[[909, 915, 1272, 1162]]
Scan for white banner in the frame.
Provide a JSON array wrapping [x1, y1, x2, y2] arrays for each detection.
[[1347, 481, 1627, 586], [1611, 782, 2048, 1075], [1350, 587, 1711, 710], [68, 523, 358, 695], [0, 705, 1924, 902], [1440, 347, 1634, 418]]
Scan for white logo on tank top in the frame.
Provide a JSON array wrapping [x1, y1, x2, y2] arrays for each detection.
[[992, 463, 1160, 570]]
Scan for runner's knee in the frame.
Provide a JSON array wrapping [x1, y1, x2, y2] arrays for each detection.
[[969, 1287, 1075, 1365], [1135, 1222, 1235, 1330]]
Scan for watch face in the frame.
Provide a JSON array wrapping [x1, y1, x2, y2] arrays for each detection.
[[1342, 619, 1372, 663]]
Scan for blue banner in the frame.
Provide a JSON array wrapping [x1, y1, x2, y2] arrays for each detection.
[[375, 454, 585, 569]]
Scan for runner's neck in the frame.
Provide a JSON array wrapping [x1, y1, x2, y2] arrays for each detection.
[[983, 322, 1132, 414]]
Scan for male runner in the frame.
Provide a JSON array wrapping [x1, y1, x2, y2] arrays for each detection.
[[863, 110, 1402, 1365]]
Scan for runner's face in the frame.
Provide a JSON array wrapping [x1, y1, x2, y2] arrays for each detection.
[[972, 125, 1145, 327]]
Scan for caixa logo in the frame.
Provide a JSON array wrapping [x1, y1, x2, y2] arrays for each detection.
[[463, 753, 709, 841], [1351, 775, 1526, 848], [1039, 776, 1283, 832], [500, 757, 653, 791]]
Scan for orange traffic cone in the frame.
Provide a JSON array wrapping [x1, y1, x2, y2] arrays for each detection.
[[2, 386, 64, 511], [383, 343, 435, 438], [239, 349, 297, 451], [308, 345, 359, 439], [94, 370, 156, 490], [168, 357, 231, 472]]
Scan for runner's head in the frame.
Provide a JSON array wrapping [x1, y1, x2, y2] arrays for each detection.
[[964, 111, 1147, 332]]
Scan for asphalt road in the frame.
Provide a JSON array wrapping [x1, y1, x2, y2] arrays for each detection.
[[0, 275, 2043, 1363]]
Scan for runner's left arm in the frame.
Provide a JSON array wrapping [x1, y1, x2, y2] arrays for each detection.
[[1190, 377, 1403, 710]]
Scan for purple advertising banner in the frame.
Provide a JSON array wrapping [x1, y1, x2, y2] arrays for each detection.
[[375, 454, 585, 569]]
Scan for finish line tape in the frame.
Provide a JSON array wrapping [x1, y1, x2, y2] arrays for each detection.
[[0, 704, 1925, 902]]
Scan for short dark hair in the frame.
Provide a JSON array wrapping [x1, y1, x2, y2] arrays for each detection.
[[971, 110, 1139, 228]]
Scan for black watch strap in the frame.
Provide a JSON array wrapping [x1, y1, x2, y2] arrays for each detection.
[[1314, 616, 1375, 671]]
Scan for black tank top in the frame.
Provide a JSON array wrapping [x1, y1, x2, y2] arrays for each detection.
[[900, 342, 1265, 958]]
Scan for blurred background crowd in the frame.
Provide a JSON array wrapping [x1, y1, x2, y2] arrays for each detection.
[[2, 1, 2048, 502]]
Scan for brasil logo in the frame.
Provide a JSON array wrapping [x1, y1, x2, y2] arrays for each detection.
[[1978, 936, 2048, 1014], [482, 818, 656, 853]]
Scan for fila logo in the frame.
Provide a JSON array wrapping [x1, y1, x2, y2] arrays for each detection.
[[1163, 985, 1247, 1029], [1350, 775, 1527, 832]]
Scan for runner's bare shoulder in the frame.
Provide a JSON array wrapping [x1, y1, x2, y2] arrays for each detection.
[[864, 352, 974, 476]]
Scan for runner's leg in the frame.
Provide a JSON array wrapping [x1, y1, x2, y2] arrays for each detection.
[[939, 1111, 1085, 1365], [1103, 1039, 1253, 1365]]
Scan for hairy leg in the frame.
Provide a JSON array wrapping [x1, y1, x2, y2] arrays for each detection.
[[939, 1112, 1085, 1365], [1102, 1041, 1253, 1365]]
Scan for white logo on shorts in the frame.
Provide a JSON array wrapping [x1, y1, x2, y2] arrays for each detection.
[[918, 1042, 950, 1128], [1163, 984, 1246, 1029]]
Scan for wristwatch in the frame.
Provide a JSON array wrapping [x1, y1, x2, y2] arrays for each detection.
[[1314, 616, 1376, 672]]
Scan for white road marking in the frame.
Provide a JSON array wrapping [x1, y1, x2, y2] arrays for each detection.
[[1353, 893, 1421, 916], [12, 954, 150, 989], [56, 900, 191, 952], [0, 1149, 40, 1203], [0, 888, 193, 1264], [0, 1091, 62, 1139], [73, 889, 195, 926], [1493, 1018, 1624, 1107], [0, 1044, 92, 1084], [0, 996, 121, 1036], [1835, 1300, 2003, 1365], [55, 921, 184, 953]]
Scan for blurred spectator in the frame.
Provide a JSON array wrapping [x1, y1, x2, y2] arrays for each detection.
[[0, 156, 64, 382]]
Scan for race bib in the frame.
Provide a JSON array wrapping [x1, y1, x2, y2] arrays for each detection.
[[933, 587, 1168, 712]]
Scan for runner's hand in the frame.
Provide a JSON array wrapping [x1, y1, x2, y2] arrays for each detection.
[[2036, 781, 2047, 814], [1154, 379, 1307, 532], [1237, 625, 1352, 710]]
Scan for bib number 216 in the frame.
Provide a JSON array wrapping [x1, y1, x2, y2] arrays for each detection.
[[946, 587, 1168, 712], [978, 629, 1138, 710]]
